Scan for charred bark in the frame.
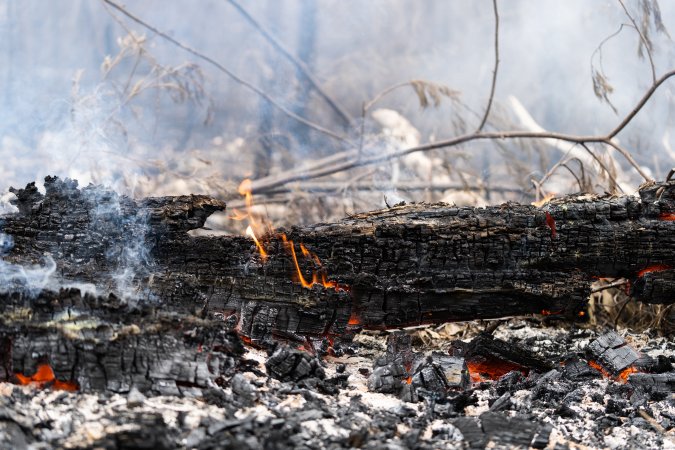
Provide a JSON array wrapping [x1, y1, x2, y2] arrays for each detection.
[[1, 176, 674, 391]]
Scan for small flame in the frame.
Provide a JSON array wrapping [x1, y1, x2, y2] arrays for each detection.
[[348, 312, 360, 325], [281, 235, 348, 292], [246, 225, 268, 261], [15, 363, 78, 391], [232, 178, 349, 295], [637, 264, 672, 278], [659, 213, 675, 221], [531, 193, 556, 207]]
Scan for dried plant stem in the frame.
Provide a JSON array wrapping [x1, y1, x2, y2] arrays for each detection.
[[225, 0, 352, 127], [101, 0, 349, 144], [477, 0, 499, 132], [247, 69, 675, 195]]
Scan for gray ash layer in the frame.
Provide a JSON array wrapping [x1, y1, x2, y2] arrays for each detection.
[[0, 322, 673, 450]]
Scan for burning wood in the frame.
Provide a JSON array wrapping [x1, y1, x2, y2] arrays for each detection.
[[0, 177, 674, 448]]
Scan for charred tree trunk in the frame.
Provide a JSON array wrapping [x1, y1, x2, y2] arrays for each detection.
[[1, 176, 674, 391]]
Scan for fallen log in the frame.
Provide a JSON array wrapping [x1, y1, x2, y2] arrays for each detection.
[[1, 176, 674, 391]]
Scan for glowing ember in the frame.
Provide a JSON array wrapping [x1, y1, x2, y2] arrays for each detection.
[[541, 309, 562, 316], [531, 193, 556, 207], [636, 264, 672, 278], [466, 358, 527, 383], [15, 363, 78, 391], [588, 360, 637, 383], [618, 366, 638, 382], [348, 313, 360, 325], [659, 212, 675, 221]]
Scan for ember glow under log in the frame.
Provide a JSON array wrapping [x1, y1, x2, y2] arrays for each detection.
[[0, 176, 674, 390]]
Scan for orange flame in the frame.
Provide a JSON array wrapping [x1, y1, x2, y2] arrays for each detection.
[[588, 360, 638, 383], [246, 225, 268, 261], [637, 264, 672, 278], [531, 193, 556, 207], [15, 363, 78, 391], [659, 213, 675, 221], [348, 312, 361, 325], [281, 234, 348, 292], [233, 178, 349, 294]]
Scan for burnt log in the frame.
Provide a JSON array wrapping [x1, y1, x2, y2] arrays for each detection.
[[1, 176, 675, 391]]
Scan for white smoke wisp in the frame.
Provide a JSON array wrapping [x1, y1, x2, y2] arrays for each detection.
[[0, 232, 58, 297]]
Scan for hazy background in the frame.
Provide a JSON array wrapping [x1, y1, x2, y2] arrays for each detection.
[[1, 0, 674, 226]]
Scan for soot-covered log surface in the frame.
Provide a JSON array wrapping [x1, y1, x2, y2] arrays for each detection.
[[0, 176, 674, 393]]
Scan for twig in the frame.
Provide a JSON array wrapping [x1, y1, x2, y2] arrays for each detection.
[[607, 69, 675, 138], [477, 0, 499, 132], [591, 279, 628, 293], [617, 0, 657, 84], [246, 69, 675, 195], [225, 0, 352, 127], [101, 0, 349, 144], [638, 409, 666, 434]]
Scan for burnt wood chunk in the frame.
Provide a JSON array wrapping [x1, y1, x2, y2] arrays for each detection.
[[1, 176, 675, 391], [456, 333, 553, 373], [628, 372, 675, 397], [587, 331, 639, 375], [411, 354, 469, 395]]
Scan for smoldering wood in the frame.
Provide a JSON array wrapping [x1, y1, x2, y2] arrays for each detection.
[[1, 176, 675, 391]]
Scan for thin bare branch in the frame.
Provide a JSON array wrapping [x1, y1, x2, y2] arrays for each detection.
[[225, 0, 352, 127], [101, 0, 349, 144], [477, 0, 500, 132], [607, 68, 675, 138]]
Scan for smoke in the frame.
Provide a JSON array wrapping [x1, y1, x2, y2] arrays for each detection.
[[0, 232, 57, 297], [0, 1, 674, 204]]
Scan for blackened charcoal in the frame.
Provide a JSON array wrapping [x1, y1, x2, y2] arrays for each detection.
[[587, 331, 639, 374], [606, 398, 632, 417], [452, 417, 485, 449], [488, 392, 512, 412], [629, 372, 675, 399], [93, 412, 174, 450], [434, 353, 470, 390], [265, 345, 324, 382], [562, 357, 602, 381], [531, 423, 553, 449], [635, 354, 674, 373], [399, 383, 418, 403], [367, 362, 406, 393], [230, 374, 256, 404], [480, 412, 539, 448], [410, 355, 469, 397], [386, 331, 413, 368], [494, 370, 525, 395], [461, 334, 552, 373]]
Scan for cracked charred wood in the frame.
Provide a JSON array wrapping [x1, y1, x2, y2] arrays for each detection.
[[1, 176, 675, 366]]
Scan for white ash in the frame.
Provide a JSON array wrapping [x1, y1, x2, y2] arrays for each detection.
[[0, 322, 673, 449]]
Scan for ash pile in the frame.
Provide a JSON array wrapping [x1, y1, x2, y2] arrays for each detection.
[[1, 322, 673, 450]]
